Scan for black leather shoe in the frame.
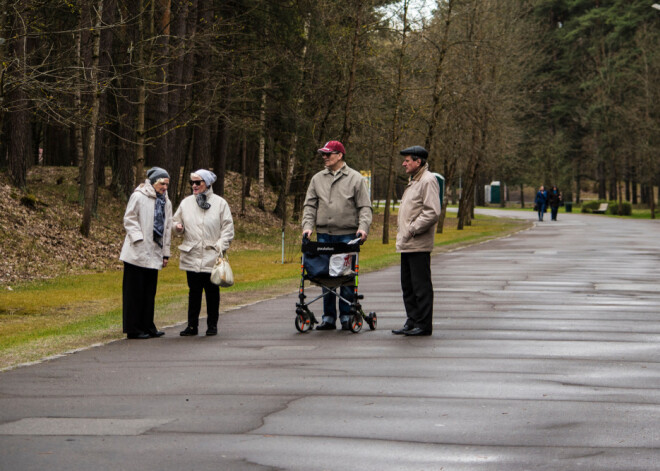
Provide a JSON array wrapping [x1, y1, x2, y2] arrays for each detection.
[[148, 331, 165, 338], [392, 326, 413, 335], [316, 321, 336, 331], [341, 322, 350, 331], [127, 332, 150, 339], [206, 326, 218, 336], [180, 326, 198, 336], [404, 327, 432, 337]]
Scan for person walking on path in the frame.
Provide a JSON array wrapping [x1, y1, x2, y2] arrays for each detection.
[[535, 186, 548, 221], [174, 169, 234, 337], [548, 185, 562, 221], [302, 140, 373, 331], [392, 146, 441, 337], [119, 167, 173, 339]]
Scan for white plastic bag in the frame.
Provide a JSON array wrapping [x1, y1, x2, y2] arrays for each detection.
[[329, 253, 356, 277], [210, 253, 234, 287]]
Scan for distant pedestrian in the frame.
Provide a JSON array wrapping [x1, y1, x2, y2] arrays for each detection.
[[302, 140, 373, 331], [548, 185, 561, 221], [392, 146, 441, 337], [120, 167, 172, 339], [174, 169, 234, 337], [535, 186, 548, 221]]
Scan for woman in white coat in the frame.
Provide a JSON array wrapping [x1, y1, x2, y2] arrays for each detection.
[[173, 169, 234, 336], [119, 167, 172, 339]]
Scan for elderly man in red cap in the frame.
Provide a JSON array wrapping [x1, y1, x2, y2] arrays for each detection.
[[302, 140, 373, 331]]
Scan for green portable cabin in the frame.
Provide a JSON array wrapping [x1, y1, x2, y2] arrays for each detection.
[[486, 181, 501, 204], [431, 172, 445, 206]]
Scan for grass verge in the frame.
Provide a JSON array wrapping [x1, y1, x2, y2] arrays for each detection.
[[476, 204, 659, 219], [0, 213, 529, 370]]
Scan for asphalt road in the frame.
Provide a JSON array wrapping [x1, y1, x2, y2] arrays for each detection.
[[1, 209, 660, 471]]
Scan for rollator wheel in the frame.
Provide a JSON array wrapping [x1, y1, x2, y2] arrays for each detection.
[[366, 312, 377, 331], [349, 314, 363, 333], [295, 314, 311, 333]]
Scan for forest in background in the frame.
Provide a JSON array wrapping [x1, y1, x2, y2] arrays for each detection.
[[1, 0, 659, 243]]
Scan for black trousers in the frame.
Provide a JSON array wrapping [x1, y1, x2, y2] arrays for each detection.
[[550, 205, 559, 220], [400, 252, 433, 332], [186, 271, 220, 329], [122, 262, 159, 335]]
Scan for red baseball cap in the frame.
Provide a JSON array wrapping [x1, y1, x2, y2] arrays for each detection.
[[318, 140, 345, 155]]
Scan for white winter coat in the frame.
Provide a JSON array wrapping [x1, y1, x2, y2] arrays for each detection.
[[119, 181, 173, 269], [173, 188, 234, 273]]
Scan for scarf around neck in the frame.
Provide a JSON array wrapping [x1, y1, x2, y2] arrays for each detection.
[[196, 191, 211, 210], [153, 192, 166, 247]]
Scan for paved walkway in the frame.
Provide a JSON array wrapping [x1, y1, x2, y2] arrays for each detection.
[[1, 209, 660, 470]]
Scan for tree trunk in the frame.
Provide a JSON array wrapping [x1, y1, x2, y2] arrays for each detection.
[[135, 0, 147, 186], [436, 157, 456, 234], [0, 0, 8, 163], [575, 159, 581, 204], [274, 14, 310, 219], [146, 0, 170, 168], [165, 0, 193, 205], [458, 119, 486, 230], [6, 6, 30, 190], [80, 0, 104, 237], [214, 113, 229, 196], [457, 155, 478, 230], [383, 0, 409, 245], [7, 89, 30, 189], [91, 0, 117, 208], [241, 130, 247, 216], [177, 130, 194, 203], [424, 0, 454, 153], [631, 165, 638, 205], [257, 87, 267, 211], [651, 184, 656, 220], [340, 2, 362, 144]]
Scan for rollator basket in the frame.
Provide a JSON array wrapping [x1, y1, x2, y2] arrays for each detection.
[[294, 236, 377, 334]]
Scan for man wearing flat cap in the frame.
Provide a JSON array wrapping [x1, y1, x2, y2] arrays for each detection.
[[302, 140, 373, 331], [393, 145, 441, 336]]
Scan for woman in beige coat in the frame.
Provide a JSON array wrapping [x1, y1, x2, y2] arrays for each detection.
[[119, 167, 172, 339], [173, 169, 234, 336]]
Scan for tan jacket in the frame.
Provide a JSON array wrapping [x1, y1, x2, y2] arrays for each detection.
[[119, 181, 172, 269], [396, 165, 441, 253], [173, 188, 234, 273], [302, 163, 372, 236]]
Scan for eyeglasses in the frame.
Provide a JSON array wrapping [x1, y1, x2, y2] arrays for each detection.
[[320, 152, 338, 157], [190, 180, 204, 186]]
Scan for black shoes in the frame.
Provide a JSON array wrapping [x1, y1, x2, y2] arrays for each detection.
[[316, 321, 336, 331], [148, 331, 165, 338], [181, 326, 217, 336], [180, 326, 198, 336], [392, 325, 413, 335], [206, 326, 218, 336], [316, 321, 353, 331], [404, 327, 432, 337], [127, 332, 150, 339]]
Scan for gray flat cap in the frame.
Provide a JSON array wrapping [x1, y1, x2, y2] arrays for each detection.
[[399, 145, 428, 160]]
